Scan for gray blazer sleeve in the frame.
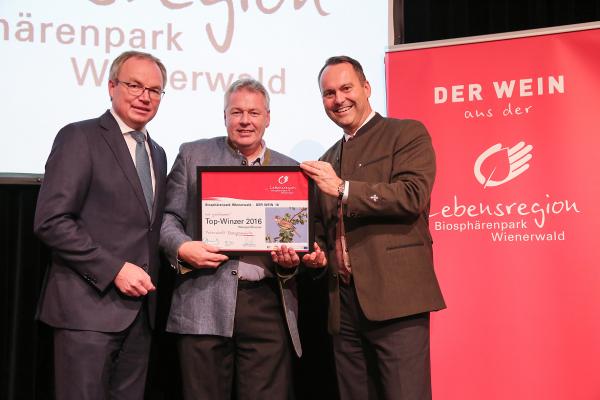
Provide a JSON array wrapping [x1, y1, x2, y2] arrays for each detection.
[[159, 145, 194, 266]]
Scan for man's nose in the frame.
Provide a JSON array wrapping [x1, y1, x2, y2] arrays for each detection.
[[240, 112, 250, 124], [334, 91, 345, 104], [138, 88, 151, 102]]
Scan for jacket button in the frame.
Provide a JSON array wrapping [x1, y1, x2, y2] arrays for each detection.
[[231, 270, 238, 275], [332, 272, 338, 278]]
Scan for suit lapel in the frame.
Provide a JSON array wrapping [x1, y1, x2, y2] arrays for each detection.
[[322, 138, 344, 216], [332, 139, 343, 178], [148, 133, 164, 222], [98, 111, 151, 219]]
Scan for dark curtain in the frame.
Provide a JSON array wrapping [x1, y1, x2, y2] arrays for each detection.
[[398, 0, 600, 44], [0, 178, 187, 400], [0, 177, 336, 400], [0, 179, 53, 399]]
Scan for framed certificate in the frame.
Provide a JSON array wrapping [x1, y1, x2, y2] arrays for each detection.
[[196, 166, 314, 255]]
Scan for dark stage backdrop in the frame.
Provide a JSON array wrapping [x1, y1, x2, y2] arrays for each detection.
[[0, 177, 52, 400], [0, 178, 336, 400], [2, 1, 600, 398], [399, 0, 600, 44]]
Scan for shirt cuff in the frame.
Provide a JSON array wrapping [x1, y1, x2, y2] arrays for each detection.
[[341, 180, 350, 203], [174, 257, 193, 275]]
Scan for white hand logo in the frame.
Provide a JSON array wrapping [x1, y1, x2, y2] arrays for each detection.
[[474, 141, 533, 188]]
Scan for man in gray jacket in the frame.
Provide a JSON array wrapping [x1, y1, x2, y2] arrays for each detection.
[[160, 79, 322, 399]]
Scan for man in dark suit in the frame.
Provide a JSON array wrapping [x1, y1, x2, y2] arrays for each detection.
[[300, 56, 446, 399], [34, 51, 168, 400]]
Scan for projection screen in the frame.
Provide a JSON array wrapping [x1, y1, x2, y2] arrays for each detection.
[[0, 0, 388, 173]]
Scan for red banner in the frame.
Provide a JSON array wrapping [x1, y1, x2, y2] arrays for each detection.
[[386, 25, 600, 400]]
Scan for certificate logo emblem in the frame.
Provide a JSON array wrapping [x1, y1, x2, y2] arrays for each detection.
[[278, 175, 289, 185]]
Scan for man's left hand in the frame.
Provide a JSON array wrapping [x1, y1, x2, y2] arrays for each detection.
[[302, 242, 327, 268], [114, 262, 156, 297]]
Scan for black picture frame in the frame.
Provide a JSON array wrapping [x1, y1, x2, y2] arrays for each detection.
[[196, 166, 315, 256]]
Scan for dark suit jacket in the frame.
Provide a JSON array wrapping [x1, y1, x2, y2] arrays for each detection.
[[314, 113, 446, 334], [34, 110, 167, 332]]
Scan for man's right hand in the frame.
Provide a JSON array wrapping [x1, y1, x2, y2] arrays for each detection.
[[114, 262, 156, 297], [177, 241, 229, 269]]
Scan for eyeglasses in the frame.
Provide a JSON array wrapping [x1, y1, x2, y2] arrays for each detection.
[[115, 80, 165, 100]]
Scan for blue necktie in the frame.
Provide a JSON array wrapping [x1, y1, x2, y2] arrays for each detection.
[[130, 131, 153, 214]]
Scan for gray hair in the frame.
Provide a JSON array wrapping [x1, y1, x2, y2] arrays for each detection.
[[224, 78, 270, 111], [109, 51, 167, 89]]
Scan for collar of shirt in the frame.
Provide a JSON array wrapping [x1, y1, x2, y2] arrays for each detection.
[[227, 138, 267, 165], [110, 108, 148, 137], [110, 109, 156, 192], [343, 110, 376, 142]]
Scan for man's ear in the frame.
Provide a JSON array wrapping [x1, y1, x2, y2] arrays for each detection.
[[364, 80, 372, 98]]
